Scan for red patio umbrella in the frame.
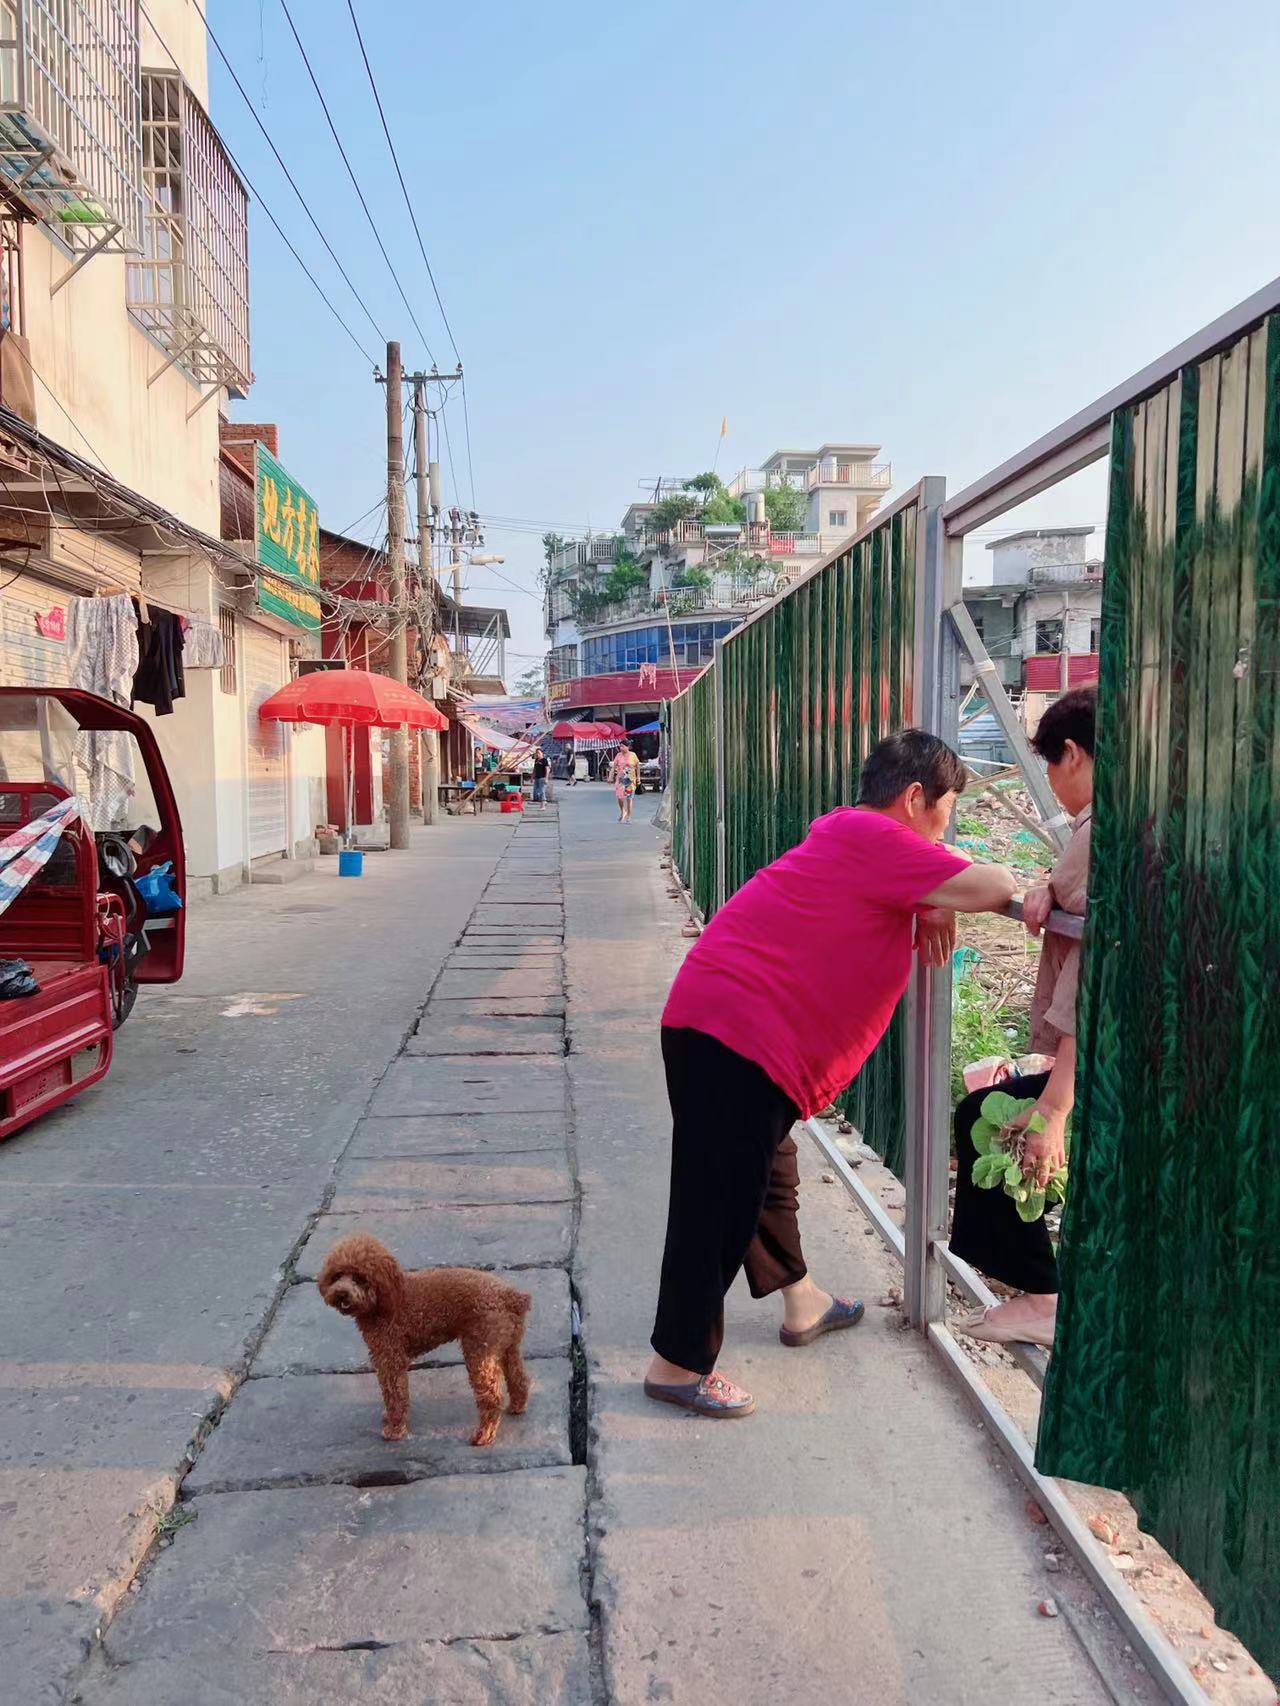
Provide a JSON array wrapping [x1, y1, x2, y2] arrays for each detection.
[[259, 669, 449, 842], [257, 669, 449, 731]]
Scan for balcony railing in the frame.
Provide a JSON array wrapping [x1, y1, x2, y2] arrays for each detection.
[[0, 0, 145, 265], [1028, 561, 1105, 587], [579, 578, 781, 630], [127, 69, 250, 393], [550, 535, 624, 577], [767, 532, 824, 555], [805, 460, 892, 490]]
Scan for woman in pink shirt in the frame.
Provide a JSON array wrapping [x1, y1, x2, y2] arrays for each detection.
[[646, 730, 1018, 1418]]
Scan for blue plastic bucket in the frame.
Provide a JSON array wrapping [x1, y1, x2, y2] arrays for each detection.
[[338, 849, 364, 878]]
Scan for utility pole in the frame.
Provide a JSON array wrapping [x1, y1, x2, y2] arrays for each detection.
[[413, 377, 439, 826], [450, 507, 464, 652], [384, 340, 411, 851]]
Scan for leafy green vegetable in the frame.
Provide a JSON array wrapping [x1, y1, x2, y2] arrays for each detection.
[[981, 1091, 1025, 1128], [968, 1092, 1068, 1224]]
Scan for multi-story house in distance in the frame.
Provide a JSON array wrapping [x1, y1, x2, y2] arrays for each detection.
[[544, 444, 890, 732]]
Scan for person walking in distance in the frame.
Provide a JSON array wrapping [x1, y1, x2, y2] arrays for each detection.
[[611, 738, 640, 823], [531, 748, 550, 811], [645, 731, 1018, 1418]]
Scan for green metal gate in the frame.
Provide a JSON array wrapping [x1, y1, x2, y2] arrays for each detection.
[[1037, 313, 1280, 1673], [669, 495, 925, 1170]]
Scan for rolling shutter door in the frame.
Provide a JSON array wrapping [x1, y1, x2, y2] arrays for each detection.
[[0, 576, 74, 688], [242, 622, 288, 858]]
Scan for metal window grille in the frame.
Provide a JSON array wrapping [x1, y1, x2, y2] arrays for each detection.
[[0, 0, 144, 252], [0, 202, 23, 331], [218, 606, 237, 695], [127, 68, 250, 393]]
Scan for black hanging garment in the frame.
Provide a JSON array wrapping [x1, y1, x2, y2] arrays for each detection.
[[132, 606, 186, 715]]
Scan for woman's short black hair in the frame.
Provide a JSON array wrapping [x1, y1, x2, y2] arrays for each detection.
[[1031, 687, 1096, 762], [857, 729, 966, 808]]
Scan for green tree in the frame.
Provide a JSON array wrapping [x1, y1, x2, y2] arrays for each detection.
[[647, 493, 698, 533], [540, 532, 565, 590], [763, 478, 807, 534], [513, 664, 545, 698], [701, 487, 747, 526]]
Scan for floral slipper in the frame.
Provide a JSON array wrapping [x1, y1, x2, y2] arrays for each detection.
[[643, 1371, 756, 1417], [779, 1296, 866, 1348]]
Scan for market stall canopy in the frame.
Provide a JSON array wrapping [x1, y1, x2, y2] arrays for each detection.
[[631, 720, 661, 734], [551, 719, 618, 744], [460, 716, 518, 752], [257, 669, 449, 730]]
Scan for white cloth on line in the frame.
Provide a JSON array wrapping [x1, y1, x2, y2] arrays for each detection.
[[181, 620, 227, 669], [67, 595, 140, 831]]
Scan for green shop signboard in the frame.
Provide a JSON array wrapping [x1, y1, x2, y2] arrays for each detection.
[[254, 443, 322, 632]]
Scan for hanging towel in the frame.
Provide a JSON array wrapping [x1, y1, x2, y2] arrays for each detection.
[[180, 620, 227, 670], [67, 595, 140, 831], [133, 607, 186, 715]]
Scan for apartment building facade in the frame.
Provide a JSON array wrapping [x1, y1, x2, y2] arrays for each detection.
[[544, 443, 890, 727], [0, 0, 327, 891]]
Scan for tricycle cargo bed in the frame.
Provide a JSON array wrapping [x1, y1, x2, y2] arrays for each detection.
[[0, 959, 113, 1142]]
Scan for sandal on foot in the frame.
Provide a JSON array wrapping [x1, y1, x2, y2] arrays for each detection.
[[957, 1306, 1056, 1348], [779, 1296, 865, 1348], [643, 1371, 755, 1417]]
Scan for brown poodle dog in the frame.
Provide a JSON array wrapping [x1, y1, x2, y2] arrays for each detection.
[[316, 1234, 531, 1447]]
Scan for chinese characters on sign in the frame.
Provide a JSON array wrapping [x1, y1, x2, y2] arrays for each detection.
[[254, 443, 322, 632], [637, 661, 659, 689]]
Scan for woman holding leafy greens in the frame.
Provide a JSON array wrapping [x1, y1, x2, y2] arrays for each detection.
[[951, 688, 1095, 1349]]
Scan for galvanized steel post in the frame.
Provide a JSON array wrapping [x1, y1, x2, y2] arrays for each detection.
[[713, 636, 727, 913], [904, 479, 955, 1329]]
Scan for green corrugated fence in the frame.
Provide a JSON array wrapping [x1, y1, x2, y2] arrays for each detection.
[[669, 499, 923, 1170], [1038, 313, 1280, 1673]]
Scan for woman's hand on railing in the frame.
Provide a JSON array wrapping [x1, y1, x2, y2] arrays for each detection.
[[1020, 884, 1053, 938], [915, 906, 957, 968]]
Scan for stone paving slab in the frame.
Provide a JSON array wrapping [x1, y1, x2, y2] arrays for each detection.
[[457, 932, 563, 947], [253, 1267, 571, 1375], [329, 1150, 576, 1211], [296, 1201, 573, 1273], [404, 1015, 563, 1055], [429, 993, 567, 1017], [346, 1112, 570, 1158], [78, 1633, 593, 1705], [442, 959, 563, 975], [185, 1361, 571, 1493], [104, 1469, 588, 1663], [433, 968, 564, 1000], [473, 904, 563, 928], [368, 1054, 566, 1116]]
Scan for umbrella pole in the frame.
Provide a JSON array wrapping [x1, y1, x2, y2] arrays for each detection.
[[344, 724, 355, 847]]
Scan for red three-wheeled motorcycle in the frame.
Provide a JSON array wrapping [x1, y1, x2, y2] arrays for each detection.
[[0, 688, 186, 1143]]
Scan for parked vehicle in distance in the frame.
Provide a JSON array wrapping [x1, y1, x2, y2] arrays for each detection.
[[637, 758, 662, 793]]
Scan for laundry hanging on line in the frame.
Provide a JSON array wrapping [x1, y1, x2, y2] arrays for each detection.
[[132, 604, 186, 715]]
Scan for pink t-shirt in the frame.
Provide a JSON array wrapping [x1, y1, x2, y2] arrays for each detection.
[[662, 808, 969, 1118]]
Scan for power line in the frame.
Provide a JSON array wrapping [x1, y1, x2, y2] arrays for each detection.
[[343, 0, 460, 365], [278, 0, 438, 367], [461, 375, 478, 513], [179, 0, 387, 352]]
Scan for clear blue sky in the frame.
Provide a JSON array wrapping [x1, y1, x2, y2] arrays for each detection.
[[213, 0, 1280, 677]]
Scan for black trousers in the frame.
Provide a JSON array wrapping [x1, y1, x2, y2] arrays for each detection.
[[651, 1027, 807, 1375], [950, 1071, 1058, 1295]]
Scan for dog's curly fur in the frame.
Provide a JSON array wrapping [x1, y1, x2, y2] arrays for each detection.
[[316, 1234, 531, 1447]]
